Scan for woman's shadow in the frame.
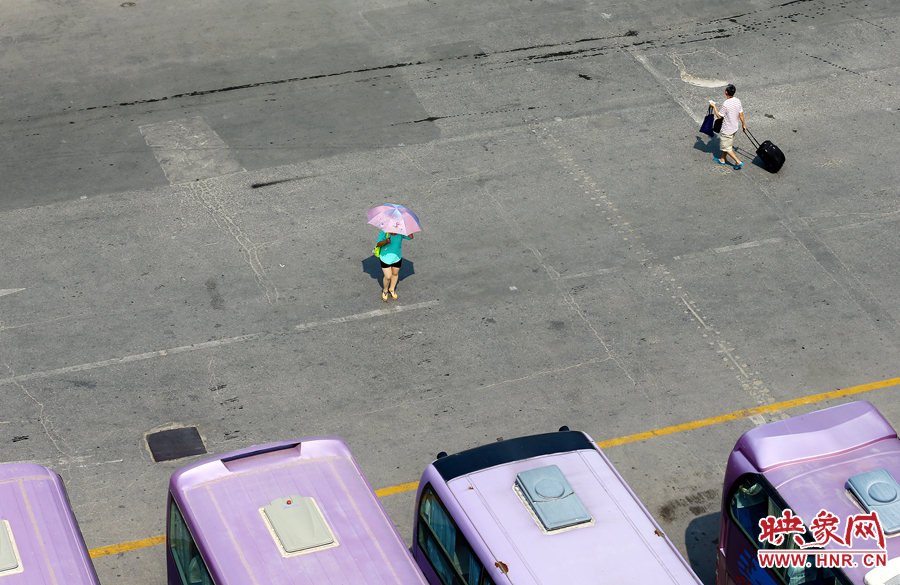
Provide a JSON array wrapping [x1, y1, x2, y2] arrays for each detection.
[[361, 255, 415, 288]]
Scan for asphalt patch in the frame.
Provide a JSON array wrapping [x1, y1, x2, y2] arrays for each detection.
[[146, 426, 207, 462]]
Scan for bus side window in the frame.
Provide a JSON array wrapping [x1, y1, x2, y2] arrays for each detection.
[[417, 485, 492, 585], [728, 476, 850, 585], [169, 499, 214, 585], [730, 475, 770, 544]]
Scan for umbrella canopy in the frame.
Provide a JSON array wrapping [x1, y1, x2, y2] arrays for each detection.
[[366, 203, 422, 236]]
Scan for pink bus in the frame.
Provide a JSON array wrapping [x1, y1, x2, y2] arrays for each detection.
[[718, 401, 900, 585], [0, 462, 100, 584], [411, 427, 703, 585], [166, 437, 429, 585]]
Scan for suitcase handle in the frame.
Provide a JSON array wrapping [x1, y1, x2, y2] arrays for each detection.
[[743, 128, 760, 149]]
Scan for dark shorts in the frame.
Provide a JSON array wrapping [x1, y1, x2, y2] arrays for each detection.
[[380, 258, 402, 269]]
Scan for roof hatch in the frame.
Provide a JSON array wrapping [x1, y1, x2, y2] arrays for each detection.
[[261, 496, 338, 556], [847, 469, 900, 534], [865, 556, 900, 585], [0, 520, 20, 574], [514, 464, 592, 532]]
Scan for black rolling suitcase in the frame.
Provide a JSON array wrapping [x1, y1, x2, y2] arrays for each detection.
[[744, 128, 785, 173]]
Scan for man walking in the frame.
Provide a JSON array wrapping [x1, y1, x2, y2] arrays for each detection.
[[710, 84, 747, 170]]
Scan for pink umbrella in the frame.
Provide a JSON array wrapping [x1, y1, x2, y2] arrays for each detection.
[[366, 203, 422, 236]]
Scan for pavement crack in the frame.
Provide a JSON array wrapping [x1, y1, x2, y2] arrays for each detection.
[[360, 358, 609, 415], [2, 361, 72, 460], [184, 180, 280, 304], [533, 126, 782, 416], [476, 181, 637, 386], [744, 170, 900, 350], [0, 319, 73, 458], [679, 290, 784, 423]]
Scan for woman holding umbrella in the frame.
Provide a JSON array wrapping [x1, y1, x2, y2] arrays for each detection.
[[376, 231, 413, 301], [367, 203, 421, 302]]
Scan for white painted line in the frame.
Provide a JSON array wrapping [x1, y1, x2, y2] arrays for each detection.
[[749, 414, 767, 426], [0, 456, 124, 468], [669, 52, 728, 88], [558, 268, 614, 280], [295, 300, 440, 331], [712, 238, 782, 254], [0, 302, 440, 386], [632, 52, 701, 124], [0, 334, 259, 386], [681, 296, 708, 329], [717, 342, 751, 379], [75, 459, 125, 468], [673, 238, 783, 262], [139, 116, 244, 184], [0, 289, 25, 298]]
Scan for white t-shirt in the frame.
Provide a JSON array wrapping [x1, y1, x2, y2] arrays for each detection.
[[720, 97, 743, 135]]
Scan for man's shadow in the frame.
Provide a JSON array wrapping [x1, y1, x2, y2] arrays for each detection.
[[361, 255, 415, 288], [694, 135, 719, 156], [694, 135, 765, 170]]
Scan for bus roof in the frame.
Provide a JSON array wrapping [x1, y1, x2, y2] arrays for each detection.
[[426, 431, 702, 585], [730, 402, 900, 584], [169, 437, 428, 585], [0, 463, 99, 585], [732, 401, 897, 473]]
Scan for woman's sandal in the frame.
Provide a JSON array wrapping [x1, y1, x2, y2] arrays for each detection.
[[382, 290, 389, 301], [389, 289, 398, 300]]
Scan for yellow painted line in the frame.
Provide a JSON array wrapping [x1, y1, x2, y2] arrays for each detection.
[[597, 376, 900, 449], [88, 376, 899, 559], [375, 481, 420, 497], [89, 534, 165, 558]]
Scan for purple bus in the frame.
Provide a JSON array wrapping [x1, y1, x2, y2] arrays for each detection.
[[718, 401, 900, 585], [411, 427, 703, 585], [166, 437, 429, 585], [0, 462, 100, 584]]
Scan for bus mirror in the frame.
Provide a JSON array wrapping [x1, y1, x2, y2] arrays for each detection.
[[558, 426, 570, 432]]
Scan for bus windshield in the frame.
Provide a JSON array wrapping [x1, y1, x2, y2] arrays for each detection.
[[718, 401, 900, 585]]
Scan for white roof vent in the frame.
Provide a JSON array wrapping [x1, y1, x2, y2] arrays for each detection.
[[514, 465, 592, 532], [847, 469, 900, 534], [0, 520, 23, 575], [260, 496, 338, 556], [865, 556, 900, 585]]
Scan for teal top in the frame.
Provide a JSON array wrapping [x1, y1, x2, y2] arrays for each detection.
[[378, 230, 411, 264]]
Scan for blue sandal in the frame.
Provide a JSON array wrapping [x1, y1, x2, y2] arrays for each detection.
[[733, 162, 744, 170], [717, 159, 729, 166]]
